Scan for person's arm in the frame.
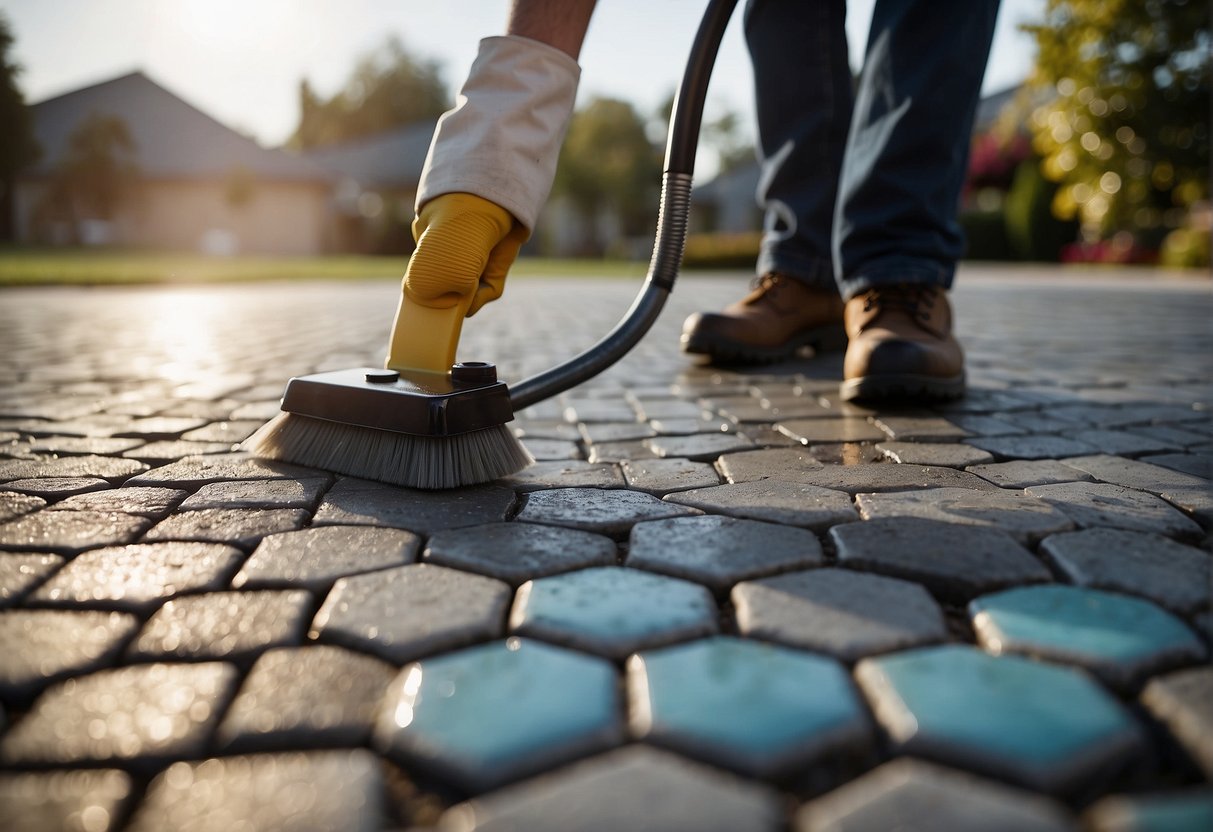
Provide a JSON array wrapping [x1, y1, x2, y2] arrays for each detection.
[[506, 0, 597, 59]]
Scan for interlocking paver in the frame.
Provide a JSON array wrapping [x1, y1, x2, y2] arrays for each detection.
[[1, 477, 111, 499], [0, 551, 63, 607], [127, 589, 311, 662], [620, 457, 720, 494], [1061, 454, 1213, 523], [424, 522, 615, 585], [796, 758, 1075, 832], [856, 487, 1074, 543], [776, 417, 888, 444], [516, 487, 700, 537], [510, 566, 717, 658], [311, 563, 511, 663], [26, 435, 144, 455], [1141, 451, 1213, 479], [216, 645, 396, 752], [1026, 481, 1204, 539], [580, 422, 657, 443], [500, 460, 626, 491], [0, 769, 132, 832], [714, 447, 825, 483], [1069, 429, 1177, 457], [31, 541, 245, 612], [1084, 788, 1213, 832], [665, 480, 857, 530], [830, 518, 1050, 602], [733, 568, 947, 661], [1039, 528, 1212, 615], [629, 636, 872, 777], [0, 510, 152, 555], [966, 459, 1094, 488], [0, 662, 238, 768], [645, 432, 756, 460], [0, 455, 149, 482], [123, 440, 235, 464], [586, 438, 660, 462], [0, 609, 138, 701], [856, 645, 1144, 793], [520, 437, 582, 461], [180, 419, 262, 443], [374, 638, 622, 791], [124, 454, 322, 487], [871, 414, 971, 441], [1140, 666, 1213, 778], [143, 507, 309, 548], [125, 751, 384, 832], [0, 491, 45, 523], [177, 477, 329, 510], [877, 442, 995, 468], [232, 524, 420, 593], [313, 477, 515, 532], [944, 413, 1025, 436], [965, 435, 1099, 460], [723, 458, 1000, 493], [627, 515, 823, 592], [48, 486, 188, 517]]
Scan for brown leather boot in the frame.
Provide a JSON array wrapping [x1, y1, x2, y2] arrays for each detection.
[[841, 285, 965, 401], [681, 273, 847, 364]]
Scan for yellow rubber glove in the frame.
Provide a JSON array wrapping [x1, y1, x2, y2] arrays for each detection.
[[385, 193, 529, 373]]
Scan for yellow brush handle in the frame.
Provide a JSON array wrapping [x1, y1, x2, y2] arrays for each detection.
[[385, 193, 525, 373]]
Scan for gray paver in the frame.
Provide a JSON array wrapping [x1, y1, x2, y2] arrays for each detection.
[[232, 524, 420, 592], [123, 440, 235, 464], [620, 457, 720, 495], [31, 541, 246, 612], [26, 436, 144, 455], [715, 447, 825, 483], [1140, 451, 1213, 479], [857, 487, 1075, 543], [580, 421, 657, 443], [945, 414, 1026, 436], [726, 460, 1000, 494], [510, 566, 718, 658], [0, 551, 64, 607], [627, 514, 823, 592], [1062, 454, 1213, 523], [1039, 528, 1212, 615], [645, 432, 756, 461], [1026, 481, 1204, 539], [521, 437, 582, 460], [1070, 429, 1177, 457], [1140, 666, 1213, 778], [0, 455, 149, 482], [733, 568, 947, 661], [500, 460, 626, 491], [441, 745, 783, 832], [126, 751, 384, 832], [877, 442, 995, 468], [0, 609, 139, 700], [313, 477, 515, 533], [217, 645, 396, 752], [0, 510, 152, 555], [127, 589, 312, 662], [871, 414, 971, 441], [966, 459, 1095, 488], [48, 486, 188, 517], [665, 480, 857, 530], [0, 769, 132, 832], [125, 454, 322, 487], [180, 419, 263, 443], [0, 491, 45, 523], [586, 438, 660, 462], [966, 435, 1100, 460], [830, 517, 1050, 602], [1, 477, 111, 499], [424, 522, 616, 585], [311, 563, 511, 663], [177, 477, 329, 510], [143, 507, 309, 548], [777, 417, 889, 444], [797, 758, 1075, 832], [516, 487, 701, 537], [0, 662, 238, 768]]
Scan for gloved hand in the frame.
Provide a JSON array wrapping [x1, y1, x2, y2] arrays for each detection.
[[405, 192, 529, 317]]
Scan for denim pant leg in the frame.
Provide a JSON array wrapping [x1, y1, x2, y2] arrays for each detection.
[[833, 0, 1001, 299], [746, 0, 852, 291]]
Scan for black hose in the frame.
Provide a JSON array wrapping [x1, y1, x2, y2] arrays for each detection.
[[508, 0, 740, 411]]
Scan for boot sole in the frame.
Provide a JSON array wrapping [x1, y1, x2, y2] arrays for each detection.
[[682, 323, 848, 365], [840, 372, 966, 403]]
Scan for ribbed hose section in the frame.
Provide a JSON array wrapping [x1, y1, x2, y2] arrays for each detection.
[[648, 172, 694, 292]]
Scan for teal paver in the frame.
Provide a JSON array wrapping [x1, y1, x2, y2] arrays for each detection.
[[856, 645, 1144, 794], [971, 585, 1206, 690], [510, 566, 718, 658], [628, 636, 872, 777], [1085, 789, 1213, 832], [374, 638, 623, 792]]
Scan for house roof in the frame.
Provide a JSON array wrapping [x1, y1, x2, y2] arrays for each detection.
[[301, 119, 438, 189], [25, 71, 331, 183]]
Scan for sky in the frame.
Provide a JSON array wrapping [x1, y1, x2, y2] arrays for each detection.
[[4, 0, 1045, 161]]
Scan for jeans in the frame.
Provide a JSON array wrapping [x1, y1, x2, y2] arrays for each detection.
[[747, 0, 1001, 300]]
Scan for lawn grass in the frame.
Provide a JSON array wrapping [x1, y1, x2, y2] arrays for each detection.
[[0, 248, 649, 286]]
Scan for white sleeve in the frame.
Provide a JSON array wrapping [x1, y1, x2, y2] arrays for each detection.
[[416, 35, 581, 232]]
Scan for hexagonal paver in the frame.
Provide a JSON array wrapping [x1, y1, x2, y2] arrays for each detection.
[[1084, 788, 1213, 832], [31, 542, 245, 612], [424, 522, 616, 585], [0, 609, 139, 700], [177, 477, 329, 510], [966, 459, 1094, 489], [48, 487, 188, 518], [970, 585, 1205, 691], [0, 551, 63, 607], [965, 435, 1099, 460], [516, 487, 701, 538], [1025, 482, 1203, 539], [1045, 533, 1213, 609], [374, 638, 623, 791], [627, 515, 823, 593], [664, 481, 857, 531], [0, 662, 238, 768], [127, 590, 312, 663], [856, 645, 1144, 793], [1140, 666, 1213, 779], [501, 460, 626, 491], [0, 510, 152, 555], [733, 568, 947, 661], [216, 645, 396, 753], [629, 636, 872, 777], [143, 507, 309, 548], [856, 487, 1074, 543], [0, 769, 132, 832], [715, 447, 824, 483], [510, 566, 718, 659], [0, 491, 45, 523], [2, 477, 112, 499], [877, 442, 995, 469], [311, 564, 511, 664], [829, 518, 1051, 602], [232, 525, 420, 593], [124, 455, 320, 488], [796, 758, 1075, 832], [125, 751, 383, 832], [441, 745, 783, 832], [1062, 454, 1213, 523], [620, 458, 720, 495], [313, 477, 515, 533], [0, 455, 148, 482]]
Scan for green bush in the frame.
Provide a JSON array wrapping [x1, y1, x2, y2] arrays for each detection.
[[1004, 159, 1079, 262], [681, 231, 763, 270], [959, 208, 1014, 261]]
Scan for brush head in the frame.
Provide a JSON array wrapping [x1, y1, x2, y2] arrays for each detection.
[[242, 365, 534, 490]]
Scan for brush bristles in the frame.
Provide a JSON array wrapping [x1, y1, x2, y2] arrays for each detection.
[[243, 413, 534, 490]]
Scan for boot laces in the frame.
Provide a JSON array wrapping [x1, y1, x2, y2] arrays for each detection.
[[862, 285, 936, 322]]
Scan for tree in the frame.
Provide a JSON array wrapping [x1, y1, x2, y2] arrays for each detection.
[[552, 97, 662, 254], [1025, 0, 1210, 245], [289, 37, 449, 150], [0, 13, 41, 240], [36, 113, 139, 242]]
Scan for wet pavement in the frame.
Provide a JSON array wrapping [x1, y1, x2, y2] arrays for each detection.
[[0, 265, 1210, 830]]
